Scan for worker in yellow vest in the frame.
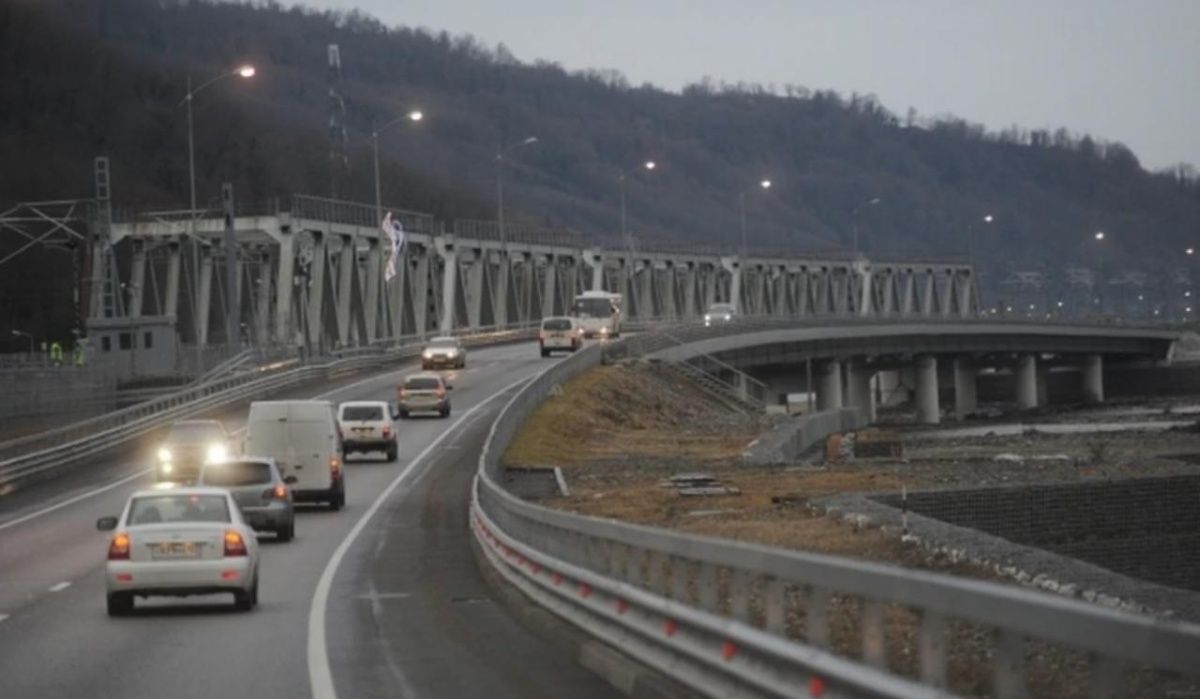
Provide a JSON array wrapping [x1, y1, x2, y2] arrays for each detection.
[[50, 341, 63, 366]]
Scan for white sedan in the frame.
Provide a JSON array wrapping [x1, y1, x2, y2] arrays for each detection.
[[97, 486, 260, 616]]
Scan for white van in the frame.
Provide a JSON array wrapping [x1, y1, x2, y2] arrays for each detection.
[[243, 401, 345, 510]]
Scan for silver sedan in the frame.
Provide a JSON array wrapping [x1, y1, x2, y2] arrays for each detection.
[[97, 486, 260, 616]]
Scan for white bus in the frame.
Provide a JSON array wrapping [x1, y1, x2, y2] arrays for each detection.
[[571, 290, 623, 338]]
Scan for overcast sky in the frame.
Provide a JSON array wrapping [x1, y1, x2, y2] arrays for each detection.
[[303, 0, 1199, 170]]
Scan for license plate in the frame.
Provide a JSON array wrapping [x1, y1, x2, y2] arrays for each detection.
[[151, 542, 200, 559], [352, 427, 370, 433]]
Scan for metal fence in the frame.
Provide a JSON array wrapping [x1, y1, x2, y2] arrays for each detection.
[[472, 335, 1200, 698], [0, 325, 537, 489]]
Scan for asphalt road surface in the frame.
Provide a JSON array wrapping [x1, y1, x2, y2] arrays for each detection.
[[0, 342, 619, 699]]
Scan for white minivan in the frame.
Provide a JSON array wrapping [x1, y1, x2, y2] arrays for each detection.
[[243, 401, 345, 510]]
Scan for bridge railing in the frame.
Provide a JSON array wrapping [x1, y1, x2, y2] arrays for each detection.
[[473, 330, 1200, 698], [289, 194, 438, 235]]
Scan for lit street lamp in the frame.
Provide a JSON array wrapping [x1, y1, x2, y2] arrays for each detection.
[[497, 136, 539, 250], [372, 109, 424, 222], [179, 64, 256, 227], [966, 213, 994, 261], [739, 178, 772, 258], [1095, 231, 1106, 241], [619, 160, 658, 255]]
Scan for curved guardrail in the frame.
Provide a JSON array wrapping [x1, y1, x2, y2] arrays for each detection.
[[472, 329, 1200, 698], [0, 326, 537, 489]]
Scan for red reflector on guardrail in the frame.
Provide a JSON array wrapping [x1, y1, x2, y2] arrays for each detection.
[[663, 619, 678, 637], [579, 583, 592, 598], [809, 676, 825, 697], [721, 641, 738, 661], [616, 599, 628, 614]]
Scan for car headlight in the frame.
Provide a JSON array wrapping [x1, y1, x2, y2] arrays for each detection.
[[160, 462, 174, 474], [600, 326, 609, 335], [724, 314, 732, 321], [704, 314, 712, 322], [423, 350, 434, 359], [447, 349, 458, 357], [157, 447, 172, 462], [206, 444, 228, 463]]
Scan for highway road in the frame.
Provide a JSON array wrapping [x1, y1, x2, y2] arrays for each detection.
[[0, 342, 618, 699]]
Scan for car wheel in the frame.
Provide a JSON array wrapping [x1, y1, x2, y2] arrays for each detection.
[[277, 521, 294, 542], [440, 407, 450, 418], [540, 348, 549, 357], [234, 573, 258, 611], [106, 592, 133, 616], [330, 486, 345, 511], [386, 443, 398, 462]]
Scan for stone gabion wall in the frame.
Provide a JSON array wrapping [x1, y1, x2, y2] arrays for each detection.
[[875, 475, 1200, 592]]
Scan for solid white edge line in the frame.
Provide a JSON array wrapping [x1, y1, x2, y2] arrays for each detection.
[[0, 468, 154, 533], [307, 371, 544, 699], [47, 581, 71, 593], [0, 613, 9, 623]]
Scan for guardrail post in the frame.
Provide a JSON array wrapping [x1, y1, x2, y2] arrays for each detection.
[[804, 586, 830, 649], [861, 598, 886, 670], [698, 562, 720, 614], [917, 610, 947, 688], [764, 579, 787, 636], [1088, 654, 1123, 699], [730, 569, 752, 624], [993, 628, 1028, 698]]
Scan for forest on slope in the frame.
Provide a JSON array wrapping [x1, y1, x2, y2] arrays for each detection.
[[2, 0, 1199, 342]]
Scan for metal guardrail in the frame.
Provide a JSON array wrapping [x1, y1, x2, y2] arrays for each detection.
[[472, 332, 1200, 698], [0, 326, 537, 488]]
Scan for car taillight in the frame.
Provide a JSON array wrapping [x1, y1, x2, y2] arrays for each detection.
[[398, 389, 409, 399], [382, 426, 392, 439], [264, 485, 288, 500], [224, 530, 248, 557], [538, 331, 545, 341], [108, 532, 131, 560], [330, 456, 342, 479], [435, 388, 446, 399]]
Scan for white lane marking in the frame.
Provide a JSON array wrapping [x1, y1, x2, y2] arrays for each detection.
[[307, 371, 542, 699], [47, 581, 71, 593], [0, 468, 154, 533], [0, 355, 440, 529], [0, 614, 9, 623]]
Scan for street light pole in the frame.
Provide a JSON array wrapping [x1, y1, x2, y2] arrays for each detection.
[[372, 110, 424, 224], [496, 136, 538, 250]]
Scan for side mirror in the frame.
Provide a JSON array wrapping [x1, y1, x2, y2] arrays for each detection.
[[445, 384, 454, 391], [389, 402, 401, 420], [283, 475, 298, 485], [96, 516, 118, 531]]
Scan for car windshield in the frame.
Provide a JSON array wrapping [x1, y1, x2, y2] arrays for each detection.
[[342, 405, 383, 421], [543, 318, 572, 331], [200, 461, 273, 487], [167, 422, 224, 443], [573, 298, 613, 317], [128, 494, 230, 525], [405, 377, 441, 390], [429, 338, 458, 348], [708, 304, 734, 314]]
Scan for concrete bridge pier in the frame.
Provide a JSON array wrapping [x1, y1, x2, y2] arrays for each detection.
[[816, 359, 843, 410], [915, 354, 940, 424], [845, 358, 875, 422], [954, 357, 978, 419], [1016, 353, 1039, 409], [1082, 354, 1104, 404]]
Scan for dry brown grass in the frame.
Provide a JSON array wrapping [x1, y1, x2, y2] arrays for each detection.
[[504, 363, 760, 467]]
